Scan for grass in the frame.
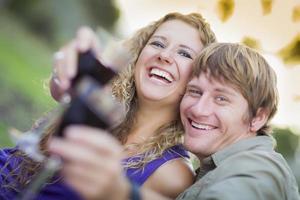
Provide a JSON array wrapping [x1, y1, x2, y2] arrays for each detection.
[[0, 11, 57, 147]]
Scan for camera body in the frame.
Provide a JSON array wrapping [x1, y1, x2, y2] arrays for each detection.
[[56, 50, 122, 137]]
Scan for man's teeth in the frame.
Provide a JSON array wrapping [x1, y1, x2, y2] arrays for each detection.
[[191, 121, 215, 130], [150, 68, 173, 82]]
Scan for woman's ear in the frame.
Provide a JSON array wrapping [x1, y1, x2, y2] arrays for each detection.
[[250, 107, 269, 132]]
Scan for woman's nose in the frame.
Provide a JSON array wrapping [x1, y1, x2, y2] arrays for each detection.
[[158, 49, 174, 64]]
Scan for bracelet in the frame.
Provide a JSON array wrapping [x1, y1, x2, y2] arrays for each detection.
[[129, 180, 141, 200]]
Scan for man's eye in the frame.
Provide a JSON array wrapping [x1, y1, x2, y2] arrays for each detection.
[[150, 41, 165, 48], [186, 88, 201, 96], [178, 50, 192, 59], [216, 96, 228, 102]]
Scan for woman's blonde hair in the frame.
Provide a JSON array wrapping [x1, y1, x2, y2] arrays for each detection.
[[111, 12, 217, 168]]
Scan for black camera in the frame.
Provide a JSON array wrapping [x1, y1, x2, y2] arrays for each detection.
[[56, 50, 122, 137]]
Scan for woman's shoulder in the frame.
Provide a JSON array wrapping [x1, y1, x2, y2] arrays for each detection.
[[123, 144, 192, 185], [143, 145, 195, 198], [163, 144, 190, 159]]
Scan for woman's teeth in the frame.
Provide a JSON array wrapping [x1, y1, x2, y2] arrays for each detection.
[[150, 68, 174, 83]]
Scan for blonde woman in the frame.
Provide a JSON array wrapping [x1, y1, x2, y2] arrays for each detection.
[[0, 12, 216, 200]]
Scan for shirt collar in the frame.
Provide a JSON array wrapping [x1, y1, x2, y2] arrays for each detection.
[[196, 135, 275, 180]]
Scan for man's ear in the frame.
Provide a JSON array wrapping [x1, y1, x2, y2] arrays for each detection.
[[250, 107, 269, 132]]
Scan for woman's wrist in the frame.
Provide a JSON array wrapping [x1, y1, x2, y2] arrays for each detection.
[[129, 179, 141, 200]]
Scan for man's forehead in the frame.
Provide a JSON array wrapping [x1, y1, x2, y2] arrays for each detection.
[[188, 74, 240, 96]]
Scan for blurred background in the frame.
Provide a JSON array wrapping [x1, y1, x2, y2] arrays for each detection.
[[0, 0, 299, 190]]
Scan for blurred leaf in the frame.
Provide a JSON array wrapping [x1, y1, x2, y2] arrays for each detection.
[[294, 95, 300, 102], [292, 5, 300, 22], [273, 127, 299, 160], [261, 0, 274, 15], [241, 36, 261, 50], [216, 0, 235, 22], [278, 34, 300, 66]]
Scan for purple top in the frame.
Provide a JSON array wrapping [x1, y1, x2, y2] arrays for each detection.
[[0, 148, 82, 200], [123, 145, 189, 185], [0, 145, 189, 199]]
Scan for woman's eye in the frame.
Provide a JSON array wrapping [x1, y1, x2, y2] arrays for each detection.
[[150, 41, 165, 48], [178, 50, 192, 59]]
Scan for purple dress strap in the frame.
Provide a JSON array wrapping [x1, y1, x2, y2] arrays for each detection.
[[122, 144, 189, 185]]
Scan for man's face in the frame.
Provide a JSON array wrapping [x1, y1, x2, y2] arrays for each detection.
[[180, 73, 256, 159]]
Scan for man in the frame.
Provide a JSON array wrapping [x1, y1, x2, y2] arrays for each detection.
[[176, 42, 299, 199], [49, 42, 300, 200]]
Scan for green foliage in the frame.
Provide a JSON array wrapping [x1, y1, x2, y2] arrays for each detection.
[[278, 34, 300, 66], [241, 36, 261, 50], [260, 0, 274, 15], [2, 0, 120, 48], [0, 122, 13, 148], [0, 10, 56, 146], [0, 1, 120, 147], [273, 127, 299, 161], [217, 0, 235, 22]]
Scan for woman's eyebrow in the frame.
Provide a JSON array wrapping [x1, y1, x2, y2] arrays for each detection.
[[150, 35, 166, 41], [150, 35, 197, 54], [179, 44, 197, 54]]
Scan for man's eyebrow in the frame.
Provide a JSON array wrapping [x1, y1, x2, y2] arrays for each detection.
[[186, 81, 200, 88], [215, 87, 237, 96]]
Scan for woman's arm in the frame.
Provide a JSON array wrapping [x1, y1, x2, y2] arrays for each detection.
[[47, 125, 174, 200]]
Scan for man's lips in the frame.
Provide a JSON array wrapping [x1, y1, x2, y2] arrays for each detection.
[[188, 118, 217, 131]]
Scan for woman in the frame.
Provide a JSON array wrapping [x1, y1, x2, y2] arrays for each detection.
[[0, 12, 216, 200]]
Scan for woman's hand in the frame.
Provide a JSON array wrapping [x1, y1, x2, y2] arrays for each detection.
[[51, 27, 102, 101], [48, 125, 130, 200]]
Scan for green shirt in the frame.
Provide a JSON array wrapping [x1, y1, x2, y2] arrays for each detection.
[[177, 136, 300, 200]]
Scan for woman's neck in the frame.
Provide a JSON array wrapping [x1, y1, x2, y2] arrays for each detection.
[[126, 103, 177, 144]]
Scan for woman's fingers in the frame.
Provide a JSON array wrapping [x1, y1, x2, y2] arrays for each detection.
[[47, 125, 127, 200], [51, 26, 101, 99], [75, 26, 102, 57], [48, 126, 122, 165], [63, 125, 122, 154], [52, 45, 74, 91]]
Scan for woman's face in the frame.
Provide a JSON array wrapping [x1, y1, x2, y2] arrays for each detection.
[[134, 19, 204, 108]]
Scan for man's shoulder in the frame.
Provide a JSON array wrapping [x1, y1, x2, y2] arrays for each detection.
[[182, 149, 299, 200], [220, 147, 290, 176], [214, 147, 298, 196]]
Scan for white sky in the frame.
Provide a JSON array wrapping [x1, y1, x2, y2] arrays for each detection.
[[115, 0, 300, 131]]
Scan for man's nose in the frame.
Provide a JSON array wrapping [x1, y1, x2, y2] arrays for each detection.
[[189, 96, 213, 118]]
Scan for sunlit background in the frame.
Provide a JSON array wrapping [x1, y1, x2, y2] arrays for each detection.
[[0, 0, 299, 189]]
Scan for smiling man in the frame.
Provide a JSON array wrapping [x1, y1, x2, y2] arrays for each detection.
[[177, 42, 300, 200]]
